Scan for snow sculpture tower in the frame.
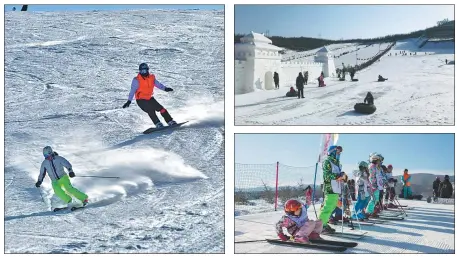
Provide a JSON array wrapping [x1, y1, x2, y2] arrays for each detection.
[[314, 46, 336, 77], [235, 31, 282, 93]]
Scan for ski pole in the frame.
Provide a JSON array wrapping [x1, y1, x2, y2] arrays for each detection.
[[77, 175, 120, 179], [394, 196, 408, 217]]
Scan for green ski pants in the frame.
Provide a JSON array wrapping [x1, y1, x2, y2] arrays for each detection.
[[318, 193, 339, 226], [51, 175, 88, 203]]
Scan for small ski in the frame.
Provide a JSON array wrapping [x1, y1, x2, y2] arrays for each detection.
[[309, 239, 358, 248], [323, 231, 367, 239], [53, 207, 68, 212], [71, 206, 85, 211], [266, 239, 347, 252], [143, 121, 189, 134], [336, 220, 375, 226], [370, 216, 404, 221]]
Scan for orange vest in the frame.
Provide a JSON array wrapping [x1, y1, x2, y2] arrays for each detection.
[[403, 173, 411, 187], [135, 73, 156, 100]]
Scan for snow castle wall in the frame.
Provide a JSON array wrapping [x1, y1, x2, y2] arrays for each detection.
[[281, 61, 323, 86]]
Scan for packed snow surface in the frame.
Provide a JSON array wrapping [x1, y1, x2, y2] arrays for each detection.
[[236, 41, 454, 125], [235, 199, 455, 253], [4, 9, 224, 253]]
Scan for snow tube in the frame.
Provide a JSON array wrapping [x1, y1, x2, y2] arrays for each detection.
[[339, 78, 345, 81], [354, 103, 376, 114], [351, 79, 359, 82], [286, 91, 298, 97], [377, 78, 388, 82]]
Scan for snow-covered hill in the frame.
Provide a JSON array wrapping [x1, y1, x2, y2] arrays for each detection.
[[235, 41, 454, 125], [235, 199, 455, 253], [4, 9, 224, 253]]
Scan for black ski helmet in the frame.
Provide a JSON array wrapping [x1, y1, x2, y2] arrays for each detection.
[[139, 63, 149, 75]]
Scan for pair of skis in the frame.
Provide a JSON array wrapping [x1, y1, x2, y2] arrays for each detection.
[[53, 206, 85, 212], [266, 238, 358, 252]]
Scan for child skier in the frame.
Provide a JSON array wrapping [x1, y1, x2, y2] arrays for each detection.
[[319, 145, 345, 234], [276, 196, 324, 244], [352, 161, 370, 220], [365, 153, 384, 218], [35, 146, 88, 208]]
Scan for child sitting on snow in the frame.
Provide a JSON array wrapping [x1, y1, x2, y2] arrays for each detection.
[[275, 188, 323, 244]]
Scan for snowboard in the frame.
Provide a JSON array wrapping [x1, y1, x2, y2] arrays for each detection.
[[143, 121, 189, 134]]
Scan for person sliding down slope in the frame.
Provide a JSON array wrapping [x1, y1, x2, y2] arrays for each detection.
[[319, 145, 345, 234], [276, 197, 324, 244], [35, 146, 88, 208], [122, 63, 177, 128]]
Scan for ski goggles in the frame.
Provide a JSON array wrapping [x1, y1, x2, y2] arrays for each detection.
[[139, 68, 149, 75]]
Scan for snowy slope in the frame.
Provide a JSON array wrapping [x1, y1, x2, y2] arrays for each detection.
[[235, 42, 454, 125], [235, 199, 455, 253], [4, 9, 224, 253]]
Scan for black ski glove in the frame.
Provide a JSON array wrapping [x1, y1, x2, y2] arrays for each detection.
[[35, 181, 42, 188], [164, 87, 173, 92], [123, 100, 131, 108], [69, 171, 75, 178]]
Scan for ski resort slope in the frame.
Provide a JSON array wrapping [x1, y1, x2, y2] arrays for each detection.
[[4, 9, 224, 253], [235, 199, 455, 253], [235, 50, 454, 125]]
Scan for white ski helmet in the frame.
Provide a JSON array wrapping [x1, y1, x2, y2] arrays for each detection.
[[369, 152, 382, 163], [43, 146, 54, 158]]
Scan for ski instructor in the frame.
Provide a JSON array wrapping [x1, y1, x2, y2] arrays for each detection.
[[122, 63, 177, 128]]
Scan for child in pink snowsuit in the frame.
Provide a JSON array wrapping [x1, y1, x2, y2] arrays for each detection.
[[276, 193, 324, 244], [318, 72, 326, 87]]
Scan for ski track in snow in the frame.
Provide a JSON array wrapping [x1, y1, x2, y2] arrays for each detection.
[[5, 9, 224, 253], [235, 40, 454, 125]]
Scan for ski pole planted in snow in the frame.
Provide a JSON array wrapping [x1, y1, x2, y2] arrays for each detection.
[[77, 175, 120, 179]]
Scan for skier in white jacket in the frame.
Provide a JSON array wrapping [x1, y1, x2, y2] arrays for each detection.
[[35, 146, 88, 208]]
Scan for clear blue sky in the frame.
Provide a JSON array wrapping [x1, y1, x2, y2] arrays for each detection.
[[235, 134, 455, 176], [4, 4, 223, 12], [235, 5, 454, 40]]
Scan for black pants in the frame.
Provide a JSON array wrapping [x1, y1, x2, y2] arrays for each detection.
[[136, 97, 173, 125], [297, 88, 304, 98], [379, 190, 384, 206], [274, 81, 279, 88], [304, 79, 308, 85]]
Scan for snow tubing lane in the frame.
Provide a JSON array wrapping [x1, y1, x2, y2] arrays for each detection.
[[354, 103, 376, 114], [286, 92, 298, 97]]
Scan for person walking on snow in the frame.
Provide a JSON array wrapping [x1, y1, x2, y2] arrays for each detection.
[[401, 169, 412, 199], [433, 177, 441, 198], [35, 146, 88, 207], [319, 145, 345, 234], [276, 197, 324, 244], [122, 63, 177, 128], [296, 72, 305, 99], [439, 175, 453, 198]]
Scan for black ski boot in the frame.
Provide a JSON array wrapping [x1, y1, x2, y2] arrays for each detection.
[[321, 224, 336, 234]]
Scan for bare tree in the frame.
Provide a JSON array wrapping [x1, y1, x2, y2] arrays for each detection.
[[261, 180, 275, 204]]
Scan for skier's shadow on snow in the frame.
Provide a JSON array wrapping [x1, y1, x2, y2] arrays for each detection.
[[107, 129, 175, 150], [5, 210, 69, 221]]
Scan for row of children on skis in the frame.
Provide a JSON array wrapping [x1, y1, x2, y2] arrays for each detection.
[[275, 145, 409, 244]]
